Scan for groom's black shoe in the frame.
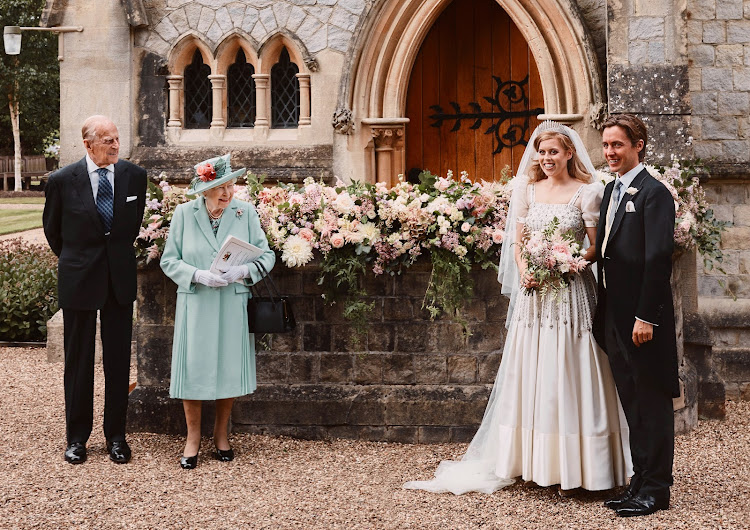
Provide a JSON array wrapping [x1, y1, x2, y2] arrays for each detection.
[[603, 484, 638, 510], [64, 442, 87, 464], [615, 493, 669, 517], [107, 440, 132, 464]]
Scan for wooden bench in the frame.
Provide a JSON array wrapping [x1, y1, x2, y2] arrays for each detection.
[[0, 155, 51, 191]]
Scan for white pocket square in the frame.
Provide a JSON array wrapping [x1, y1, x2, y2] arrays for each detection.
[[625, 200, 636, 212], [126, 195, 138, 202]]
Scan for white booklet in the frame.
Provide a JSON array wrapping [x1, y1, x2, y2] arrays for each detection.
[[210, 235, 265, 281]]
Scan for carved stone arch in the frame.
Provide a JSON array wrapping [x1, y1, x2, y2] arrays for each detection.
[[168, 33, 215, 74], [215, 33, 260, 76], [343, 0, 603, 184], [257, 32, 310, 74]]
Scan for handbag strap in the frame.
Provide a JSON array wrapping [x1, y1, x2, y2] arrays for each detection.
[[250, 261, 281, 301]]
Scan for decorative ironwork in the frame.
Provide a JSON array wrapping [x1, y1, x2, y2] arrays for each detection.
[[271, 47, 300, 129], [429, 75, 544, 154], [227, 49, 256, 128], [184, 50, 212, 129]]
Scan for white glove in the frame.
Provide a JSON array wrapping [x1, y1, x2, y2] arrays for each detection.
[[217, 264, 250, 284], [193, 269, 228, 288]]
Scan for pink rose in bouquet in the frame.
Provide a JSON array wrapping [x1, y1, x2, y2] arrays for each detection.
[[520, 217, 589, 298]]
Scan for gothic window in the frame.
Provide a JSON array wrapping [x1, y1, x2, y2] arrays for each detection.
[[184, 50, 212, 129], [227, 49, 256, 128], [271, 47, 300, 128]]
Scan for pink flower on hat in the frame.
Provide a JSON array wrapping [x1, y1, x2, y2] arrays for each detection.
[[196, 163, 216, 182]]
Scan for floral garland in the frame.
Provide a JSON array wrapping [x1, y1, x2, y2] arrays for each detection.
[[135, 161, 726, 330]]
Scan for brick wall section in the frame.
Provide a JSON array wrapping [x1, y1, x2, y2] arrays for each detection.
[[129, 261, 508, 443]]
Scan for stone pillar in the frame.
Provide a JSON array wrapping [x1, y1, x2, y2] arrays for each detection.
[[296, 73, 311, 126], [208, 74, 226, 129], [253, 74, 270, 128], [166, 75, 183, 128], [363, 119, 409, 187]]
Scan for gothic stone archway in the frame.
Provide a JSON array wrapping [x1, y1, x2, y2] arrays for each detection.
[[345, 0, 603, 185]]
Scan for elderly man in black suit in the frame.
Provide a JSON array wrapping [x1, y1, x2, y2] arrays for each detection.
[[593, 114, 679, 517], [43, 115, 147, 464]]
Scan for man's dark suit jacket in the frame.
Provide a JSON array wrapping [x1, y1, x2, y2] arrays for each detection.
[[43, 157, 147, 309], [593, 168, 680, 398]]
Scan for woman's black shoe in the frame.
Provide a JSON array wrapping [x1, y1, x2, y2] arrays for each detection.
[[180, 454, 199, 469], [180, 440, 200, 469], [213, 444, 234, 462]]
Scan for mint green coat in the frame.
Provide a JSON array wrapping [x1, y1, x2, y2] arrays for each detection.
[[160, 197, 276, 400]]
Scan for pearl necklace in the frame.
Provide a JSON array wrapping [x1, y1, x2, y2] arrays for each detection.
[[207, 207, 224, 220]]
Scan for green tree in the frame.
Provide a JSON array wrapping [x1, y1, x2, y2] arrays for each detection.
[[0, 0, 59, 190]]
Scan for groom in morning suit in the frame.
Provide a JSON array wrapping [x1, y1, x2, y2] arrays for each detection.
[[593, 114, 679, 517], [43, 116, 146, 464]]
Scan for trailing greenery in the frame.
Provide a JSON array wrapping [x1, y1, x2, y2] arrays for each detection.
[[423, 248, 474, 333], [0, 238, 58, 341], [318, 246, 374, 341]]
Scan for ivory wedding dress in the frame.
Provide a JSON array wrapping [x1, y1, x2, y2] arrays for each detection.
[[404, 177, 632, 495]]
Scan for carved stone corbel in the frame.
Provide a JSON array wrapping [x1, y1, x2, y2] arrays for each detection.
[[362, 118, 409, 187]]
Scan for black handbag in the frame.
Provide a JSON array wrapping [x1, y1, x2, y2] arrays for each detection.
[[247, 262, 296, 334]]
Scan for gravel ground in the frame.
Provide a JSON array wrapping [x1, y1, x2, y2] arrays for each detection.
[[0, 228, 46, 244], [1, 346, 748, 529]]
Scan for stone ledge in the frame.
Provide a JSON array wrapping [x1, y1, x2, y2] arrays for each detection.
[[699, 298, 750, 328]]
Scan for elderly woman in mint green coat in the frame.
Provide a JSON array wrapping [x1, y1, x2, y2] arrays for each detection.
[[160, 154, 275, 469]]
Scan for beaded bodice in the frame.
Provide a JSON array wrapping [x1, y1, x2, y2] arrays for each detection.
[[514, 183, 596, 334], [524, 184, 586, 243]]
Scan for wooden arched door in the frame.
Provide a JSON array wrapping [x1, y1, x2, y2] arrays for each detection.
[[405, 0, 544, 182]]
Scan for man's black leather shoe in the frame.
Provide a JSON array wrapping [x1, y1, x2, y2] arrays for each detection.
[[64, 442, 87, 464], [615, 493, 669, 517], [107, 440, 132, 464], [604, 484, 637, 510]]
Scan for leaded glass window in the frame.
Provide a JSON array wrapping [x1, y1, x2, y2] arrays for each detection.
[[271, 48, 300, 129], [227, 49, 256, 128], [184, 50, 211, 129]]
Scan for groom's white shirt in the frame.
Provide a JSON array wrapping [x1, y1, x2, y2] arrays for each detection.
[[613, 163, 643, 211], [609, 162, 656, 327]]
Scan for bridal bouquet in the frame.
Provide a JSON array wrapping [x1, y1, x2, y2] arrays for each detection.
[[520, 217, 589, 298]]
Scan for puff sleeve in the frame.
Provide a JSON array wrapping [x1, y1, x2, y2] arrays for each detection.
[[511, 175, 531, 224], [580, 181, 605, 227]]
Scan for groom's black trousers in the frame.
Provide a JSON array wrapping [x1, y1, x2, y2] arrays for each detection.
[[604, 308, 674, 500]]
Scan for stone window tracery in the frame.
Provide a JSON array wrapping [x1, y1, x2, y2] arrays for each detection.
[[227, 49, 256, 128], [271, 48, 300, 129], [183, 49, 212, 129]]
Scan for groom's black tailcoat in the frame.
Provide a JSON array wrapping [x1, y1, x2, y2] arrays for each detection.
[[593, 167, 678, 500], [43, 157, 146, 444]]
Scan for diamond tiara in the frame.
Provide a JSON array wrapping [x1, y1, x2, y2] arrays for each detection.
[[535, 120, 571, 137]]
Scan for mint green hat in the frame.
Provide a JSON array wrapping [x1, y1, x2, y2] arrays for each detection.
[[187, 153, 245, 196]]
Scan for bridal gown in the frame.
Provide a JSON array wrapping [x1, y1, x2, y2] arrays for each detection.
[[405, 181, 632, 495]]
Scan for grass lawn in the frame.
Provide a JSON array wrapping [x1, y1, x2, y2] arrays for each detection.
[[0, 210, 43, 235], [0, 198, 45, 205]]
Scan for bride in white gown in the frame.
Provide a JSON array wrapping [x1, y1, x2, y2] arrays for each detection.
[[404, 121, 632, 495]]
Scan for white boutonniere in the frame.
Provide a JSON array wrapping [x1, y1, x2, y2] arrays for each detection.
[[625, 201, 636, 212], [625, 186, 639, 196], [236, 208, 245, 219]]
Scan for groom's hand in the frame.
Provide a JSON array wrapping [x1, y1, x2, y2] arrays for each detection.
[[632, 319, 654, 347]]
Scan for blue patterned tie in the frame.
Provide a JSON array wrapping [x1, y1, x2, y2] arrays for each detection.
[[96, 167, 114, 232], [607, 179, 623, 228]]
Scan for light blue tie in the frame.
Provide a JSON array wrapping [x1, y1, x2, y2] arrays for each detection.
[[608, 179, 623, 228], [96, 167, 114, 233]]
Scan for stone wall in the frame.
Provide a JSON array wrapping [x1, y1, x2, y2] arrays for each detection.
[[129, 261, 508, 443], [129, 255, 703, 441]]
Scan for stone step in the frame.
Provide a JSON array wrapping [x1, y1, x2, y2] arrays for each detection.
[[711, 347, 750, 401], [129, 383, 493, 443]]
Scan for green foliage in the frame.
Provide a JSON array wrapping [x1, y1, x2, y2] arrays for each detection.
[[0, 238, 58, 341], [318, 247, 374, 341], [423, 248, 473, 334], [0, 0, 60, 155]]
